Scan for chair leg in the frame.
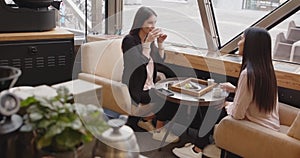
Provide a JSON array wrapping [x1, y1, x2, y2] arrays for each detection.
[[221, 149, 242, 158]]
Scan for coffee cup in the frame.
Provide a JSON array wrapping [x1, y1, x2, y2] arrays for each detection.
[[207, 78, 215, 86], [212, 87, 222, 98]]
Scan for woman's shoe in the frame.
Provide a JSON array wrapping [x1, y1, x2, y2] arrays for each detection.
[[137, 119, 155, 133], [172, 143, 202, 158], [152, 127, 179, 143]]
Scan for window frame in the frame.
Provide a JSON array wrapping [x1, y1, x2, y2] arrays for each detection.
[[217, 0, 300, 54]]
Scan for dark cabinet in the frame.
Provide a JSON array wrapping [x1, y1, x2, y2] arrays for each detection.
[[0, 29, 74, 86]]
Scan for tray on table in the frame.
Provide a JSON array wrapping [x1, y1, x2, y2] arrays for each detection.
[[169, 78, 217, 97]]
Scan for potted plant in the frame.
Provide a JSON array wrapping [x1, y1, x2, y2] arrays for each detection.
[[20, 87, 109, 158]]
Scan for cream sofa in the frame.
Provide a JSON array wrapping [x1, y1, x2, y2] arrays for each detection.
[[214, 102, 300, 158], [79, 39, 159, 116], [79, 39, 132, 114]]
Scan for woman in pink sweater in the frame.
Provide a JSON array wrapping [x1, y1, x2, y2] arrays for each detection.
[[221, 27, 280, 131], [172, 27, 280, 158]]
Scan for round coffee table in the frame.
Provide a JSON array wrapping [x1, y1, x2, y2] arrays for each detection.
[[154, 77, 228, 150]]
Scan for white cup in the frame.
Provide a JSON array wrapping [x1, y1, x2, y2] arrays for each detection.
[[207, 78, 215, 86], [212, 87, 222, 98]]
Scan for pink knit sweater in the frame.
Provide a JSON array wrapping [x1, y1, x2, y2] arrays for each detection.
[[227, 69, 280, 131]]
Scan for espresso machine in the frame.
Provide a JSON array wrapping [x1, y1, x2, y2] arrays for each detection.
[[0, 0, 60, 32]]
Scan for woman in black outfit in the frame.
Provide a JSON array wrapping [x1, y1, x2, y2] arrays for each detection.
[[122, 6, 179, 143]]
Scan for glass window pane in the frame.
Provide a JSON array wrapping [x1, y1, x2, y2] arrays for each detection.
[[269, 10, 300, 64], [212, 0, 288, 46], [57, 0, 85, 33], [56, 0, 104, 36], [123, 0, 207, 49]]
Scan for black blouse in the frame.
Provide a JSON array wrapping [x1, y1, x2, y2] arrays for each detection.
[[122, 34, 165, 105]]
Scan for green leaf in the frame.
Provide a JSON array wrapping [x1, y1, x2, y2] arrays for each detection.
[[54, 128, 82, 151], [52, 101, 64, 109], [20, 124, 33, 132], [57, 115, 74, 123], [29, 112, 43, 121], [37, 119, 55, 129], [26, 105, 39, 113], [81, 131, 94, 143], [43, 124, 64, 139], [37, 135, 52, 150], [38, 97, 55, 110], [21, 96, 38, 107], [49, 112, 58, 119], [20, 88, 104, 152], [70, 118, 83, 130]]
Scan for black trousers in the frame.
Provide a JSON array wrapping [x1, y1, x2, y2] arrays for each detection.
[[190, 107, 227, 149], [140, 88, 179, 122]]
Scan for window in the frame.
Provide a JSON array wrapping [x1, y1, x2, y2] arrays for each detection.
[[212, 0, 288, 46], [269, 10, 300, 64], [122, 0, 207, 49], [56, 0, 104, 36], [57, 0, 299, 65]]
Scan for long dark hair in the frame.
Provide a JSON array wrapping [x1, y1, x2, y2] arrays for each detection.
[[129, 6, 157, 36], [240, 27, 277, 113]]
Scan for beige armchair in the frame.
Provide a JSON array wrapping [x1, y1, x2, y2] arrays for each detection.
[[214, 102, 300, 158], [79, 39, 163, 116]]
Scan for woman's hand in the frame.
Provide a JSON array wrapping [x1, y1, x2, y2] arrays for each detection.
[[219, 82, 236, 93], [145, 28, 166, 43], [215, 101, 231, 110], [157, 33, 167, 43]]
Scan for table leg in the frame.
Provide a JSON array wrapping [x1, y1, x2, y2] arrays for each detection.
[[158, 119, 175, 151]]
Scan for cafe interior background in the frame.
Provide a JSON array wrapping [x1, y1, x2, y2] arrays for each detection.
[[0, 0, 299, 157]]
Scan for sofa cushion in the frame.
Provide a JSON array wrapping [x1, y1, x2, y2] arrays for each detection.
[[287, 112, 300, 140], [78, 72, 131, 114], [81, 39, 123, 82], [280, 125, 290, 134], [279, 102, 300, 126], [214, 115, 300, 158]]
